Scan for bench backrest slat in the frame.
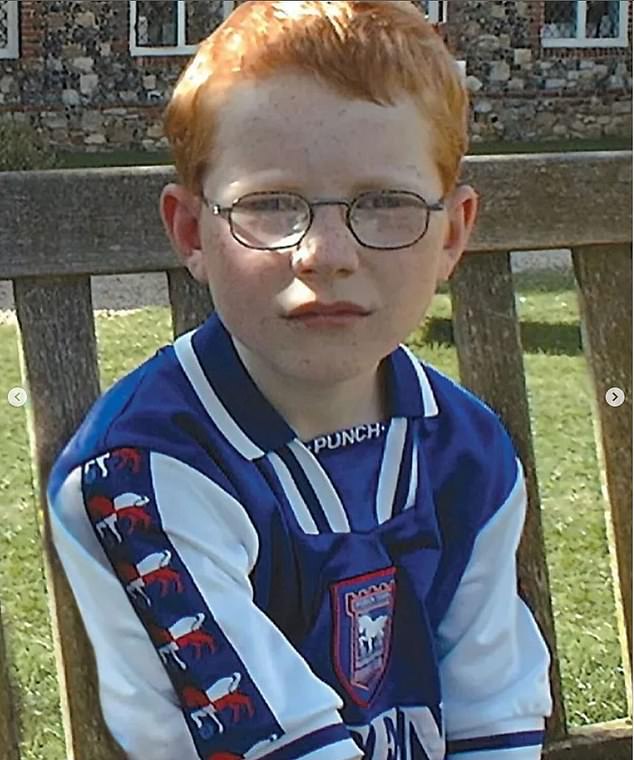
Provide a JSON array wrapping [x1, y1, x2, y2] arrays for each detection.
[[13, 276, 125, 760], [167, 269, 214, 338], [0, 153, 630, 280], [573, 242, 633, 706], [450, 250, 567, 739]]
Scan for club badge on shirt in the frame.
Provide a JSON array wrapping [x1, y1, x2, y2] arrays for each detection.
[[331, 566, 397, 707]]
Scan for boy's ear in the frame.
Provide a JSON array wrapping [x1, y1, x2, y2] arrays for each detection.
[[159, 183, 207, 284], [437, 184, 479, 283]]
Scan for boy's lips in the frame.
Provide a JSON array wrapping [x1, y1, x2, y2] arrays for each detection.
[[285, 301, 371, 318]]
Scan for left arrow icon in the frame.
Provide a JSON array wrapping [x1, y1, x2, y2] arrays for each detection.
[[7, 387, 28, 408]]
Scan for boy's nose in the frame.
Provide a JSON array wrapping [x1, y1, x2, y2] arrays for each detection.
[[290, 206, 360, 277]]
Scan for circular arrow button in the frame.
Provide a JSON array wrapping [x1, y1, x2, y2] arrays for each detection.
[[605, 387, 625, 408], [7, 387, 28, 408]]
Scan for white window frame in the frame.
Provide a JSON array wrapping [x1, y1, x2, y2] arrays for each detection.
[[0, 0, 19, 60], [129, 0, 235, 57], [426, 1, 447, 25], [542, 0, 629, 48], [222, 1, 448, 23]]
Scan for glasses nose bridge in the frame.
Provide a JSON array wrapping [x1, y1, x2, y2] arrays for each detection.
[[294, 198, 359, 272], [306, 198, 351, 236], [311, 198, 350, 209], [310, 198, 350, 217]]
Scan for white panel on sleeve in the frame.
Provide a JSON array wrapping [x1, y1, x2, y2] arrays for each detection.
[[298, 742, 364, 760], [49, 467, 200, 760], [447, 747, 542, 760], [150, 452, 349, 737], [437, 459, 552, 742]]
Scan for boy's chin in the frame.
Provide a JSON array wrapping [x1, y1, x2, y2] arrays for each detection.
[[277, 351, 384, 387]]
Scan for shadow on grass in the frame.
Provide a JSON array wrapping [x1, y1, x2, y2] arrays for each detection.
[[424, 318, 582, 356]]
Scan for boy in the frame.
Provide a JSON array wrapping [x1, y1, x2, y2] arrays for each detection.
[[48, 2, 552, 759]]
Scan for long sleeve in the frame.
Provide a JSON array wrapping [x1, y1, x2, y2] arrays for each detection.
[[436, 459, 552, 760], [48, 447, 362, 760]]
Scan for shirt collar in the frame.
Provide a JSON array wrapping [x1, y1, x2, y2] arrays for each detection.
[[174, 313, 438, 460]]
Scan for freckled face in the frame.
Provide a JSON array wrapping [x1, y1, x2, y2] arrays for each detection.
[[198, 73, 454, 386]]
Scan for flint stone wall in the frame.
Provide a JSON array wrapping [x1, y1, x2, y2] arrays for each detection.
[[0, 0, 631, 152]]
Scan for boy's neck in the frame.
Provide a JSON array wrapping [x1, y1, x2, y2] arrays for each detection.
[[232, 340, 388, 442]]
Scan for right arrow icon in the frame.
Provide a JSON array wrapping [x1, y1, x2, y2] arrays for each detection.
[[605, 387, 625, 408]]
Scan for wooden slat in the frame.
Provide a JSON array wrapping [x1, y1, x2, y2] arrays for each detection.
[[13, 276, 125, 760], [463, 151, 630, 254], [544, 720, 632, 760], [449, 251, 566, 739], [0, 152, 630, 279], [0, 602, 20, 760], [167, 269, 214, 338], [572, 243, 633, 706]]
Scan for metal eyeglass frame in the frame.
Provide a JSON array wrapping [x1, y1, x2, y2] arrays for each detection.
[[200, 189, 445, 251]]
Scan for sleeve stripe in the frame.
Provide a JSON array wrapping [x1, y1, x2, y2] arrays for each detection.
[[263, 724, 357, 759], [446, 729, 545, 754], [79, 448, 351, 758]]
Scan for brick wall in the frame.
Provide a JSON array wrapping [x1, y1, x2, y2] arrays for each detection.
[[0, 0, 631, 152]]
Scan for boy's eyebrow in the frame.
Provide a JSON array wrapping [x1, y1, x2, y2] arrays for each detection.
[[349, 174, 428, 194], [219, 172, 430, 199]]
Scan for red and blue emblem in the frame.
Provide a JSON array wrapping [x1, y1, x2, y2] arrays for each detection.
[[331, 567, 396, 707]]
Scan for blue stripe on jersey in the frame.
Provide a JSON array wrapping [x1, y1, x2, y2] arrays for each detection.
[[276, 446, 333, 534], [446, 729, 545, 753], [264, 723, 353, 760], [80, 447, 283, 758]]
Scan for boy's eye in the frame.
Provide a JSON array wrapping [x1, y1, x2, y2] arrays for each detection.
[[237, 195, 301, 213], [357, 192, 422, 210]]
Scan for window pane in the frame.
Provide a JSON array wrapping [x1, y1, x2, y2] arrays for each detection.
[[136, 1, 178, 47], [0, 2, 8, 48], [586, 1, 620, 39], [409, 1, 446, 24], [186, 0, 225, 45], [543, 1, 577, 38]]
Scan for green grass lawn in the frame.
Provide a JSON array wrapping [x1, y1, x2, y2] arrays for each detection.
[[51, 136, 632, 171], [0, 270, 628, 759]]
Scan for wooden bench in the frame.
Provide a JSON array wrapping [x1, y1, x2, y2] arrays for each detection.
[[0, 151, 631, 759]]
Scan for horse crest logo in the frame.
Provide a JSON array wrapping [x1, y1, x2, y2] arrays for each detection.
[[331, 567, 396, 707]]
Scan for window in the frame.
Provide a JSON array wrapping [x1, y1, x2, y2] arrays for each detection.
[[129, 0, 234, 56], [418, 0, 448, 24], [0, 0, 19, 60], [542, 1, 629, 48]]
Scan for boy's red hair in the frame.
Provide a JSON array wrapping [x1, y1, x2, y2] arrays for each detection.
[[164, 0, 468, 195]]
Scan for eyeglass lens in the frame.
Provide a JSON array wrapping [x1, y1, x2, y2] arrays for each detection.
[[229, 192, 429, 250]]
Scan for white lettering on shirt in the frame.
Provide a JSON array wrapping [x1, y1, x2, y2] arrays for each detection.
[[348, 705, 445, 760], [305, 423, 388, 455]]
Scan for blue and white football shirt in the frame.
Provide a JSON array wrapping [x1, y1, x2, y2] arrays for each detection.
[[48, 312, 551, 760]]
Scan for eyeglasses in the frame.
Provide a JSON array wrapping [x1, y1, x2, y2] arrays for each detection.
[[201, 190, 445, 251]]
